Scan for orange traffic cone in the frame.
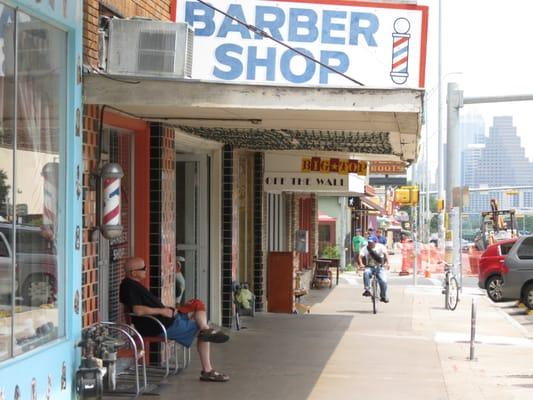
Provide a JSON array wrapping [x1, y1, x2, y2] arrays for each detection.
[[424, 268, 431, 278]]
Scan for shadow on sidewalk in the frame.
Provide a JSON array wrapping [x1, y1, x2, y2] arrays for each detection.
[[156, 312, 354, 400], [336, 309, 374, 314]]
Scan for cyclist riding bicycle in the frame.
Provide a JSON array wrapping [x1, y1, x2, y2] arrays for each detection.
[[359, 238, 390, 303]]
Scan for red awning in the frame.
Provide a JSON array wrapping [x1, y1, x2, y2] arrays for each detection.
[[318, 212, 336, 222]]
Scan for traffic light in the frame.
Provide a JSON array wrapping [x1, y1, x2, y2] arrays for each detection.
[[394, 186, 419, 205], [394, 188, 411, 204]]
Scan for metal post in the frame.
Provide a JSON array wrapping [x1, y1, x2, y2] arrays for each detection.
[[437, 0, 445, 251], [413, 203, 418, 286], [469, 298, 477, 361], [446, 82, 463, 270], [425, 122, 431, 245]]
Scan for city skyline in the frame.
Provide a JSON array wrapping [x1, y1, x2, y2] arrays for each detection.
[[420, 0, 533, 172], [461, 115, 533, 212]]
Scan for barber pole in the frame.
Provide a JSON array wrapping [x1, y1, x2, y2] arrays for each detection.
[[390, 18, 411, 85], [41, 162, 58, 240], [100, 163, 124, 239], [103, 178, 120, 225]]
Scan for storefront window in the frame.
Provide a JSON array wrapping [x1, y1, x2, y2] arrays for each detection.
[[0, 5, 66, 360]]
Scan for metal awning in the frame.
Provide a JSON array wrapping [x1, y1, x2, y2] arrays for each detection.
[[361, 197, 385, 213], [84, 73, 424, 162]]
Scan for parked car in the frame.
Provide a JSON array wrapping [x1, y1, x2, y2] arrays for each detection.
[[501, 235, 533, 308], [0, 223, 57, 306], [477, 239, 516, 302]]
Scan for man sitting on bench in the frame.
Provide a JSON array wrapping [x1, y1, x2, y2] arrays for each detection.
[[120, 257, 230, 382]]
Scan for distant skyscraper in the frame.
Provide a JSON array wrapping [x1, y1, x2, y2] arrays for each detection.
[[460, 113, 485, 187], [460, 113, 485, 149], [465, 116, 533, 212], [462, 144, 485, 187], [477, 116, 533, 186]]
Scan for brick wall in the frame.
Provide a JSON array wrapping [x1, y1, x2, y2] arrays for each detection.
[[221, 145, 233, 327], [253, 153, 264, 311], [149, 123, 176, 304], [84, 0, 173, 66], [82, 105, 100, 327], [310, 194, 318, 259]]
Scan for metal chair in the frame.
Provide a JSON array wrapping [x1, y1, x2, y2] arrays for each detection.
[[125, 312, 191, 378]]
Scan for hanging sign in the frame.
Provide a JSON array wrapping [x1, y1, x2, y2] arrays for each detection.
[[173, 0, 428, 88], [369, 161, 406, 175], [301, 157, 367, 176]]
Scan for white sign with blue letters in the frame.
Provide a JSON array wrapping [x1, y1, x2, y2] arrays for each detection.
[[174, 0, 428, 88]]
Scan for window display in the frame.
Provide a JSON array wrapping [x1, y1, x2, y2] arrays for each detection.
[[0, 4, 66, 360]]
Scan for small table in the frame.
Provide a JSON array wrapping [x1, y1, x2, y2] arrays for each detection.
[[316, 258, 340, 286]]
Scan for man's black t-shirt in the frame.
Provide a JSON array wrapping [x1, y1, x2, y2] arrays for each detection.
[[119, 277, 174, 336]]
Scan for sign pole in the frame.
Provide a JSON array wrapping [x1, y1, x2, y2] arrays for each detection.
[[413, 203, 418, 286], [446, 82, 464, 279]]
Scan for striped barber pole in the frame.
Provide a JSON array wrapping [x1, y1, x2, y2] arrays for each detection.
[[42, 163, 58, 240], [390, 18, 411, 85], [103, 178, 121, 225]]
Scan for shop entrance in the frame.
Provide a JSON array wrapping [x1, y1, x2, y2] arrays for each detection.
[[175, 154, 210, 310]]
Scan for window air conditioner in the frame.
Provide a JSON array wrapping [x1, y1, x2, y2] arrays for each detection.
[[5, 21, 65, 76], [106, 18, 194, 78]]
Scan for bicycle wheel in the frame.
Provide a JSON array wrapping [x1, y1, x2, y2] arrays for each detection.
[[372, 277, 378, 314], [443, 271, 450, 309], [447, 276, 459, 311]]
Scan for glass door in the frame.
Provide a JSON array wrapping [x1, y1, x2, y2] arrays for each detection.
[[175, 154, 209, 307]]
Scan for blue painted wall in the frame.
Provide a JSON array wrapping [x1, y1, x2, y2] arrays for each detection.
[[0, 1, 82, 398]]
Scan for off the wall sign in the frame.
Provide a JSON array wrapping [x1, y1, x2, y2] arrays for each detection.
[[264, 172, 348, 192], [301, 157, 367, 176]]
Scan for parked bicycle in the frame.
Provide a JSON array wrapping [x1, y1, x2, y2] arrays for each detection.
[[442, 262, 459, 310]]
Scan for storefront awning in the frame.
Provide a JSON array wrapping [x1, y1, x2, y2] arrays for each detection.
[[84, 73, 424, 163], [361, 197, 385, 213], [318, 212, 336, 222]]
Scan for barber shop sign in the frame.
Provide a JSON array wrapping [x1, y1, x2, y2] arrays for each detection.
[[173, 0, 428, 88]]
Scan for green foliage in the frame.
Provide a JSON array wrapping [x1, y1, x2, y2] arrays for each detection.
[[321, 245, 340, 259], [344, 263, 356, 271]]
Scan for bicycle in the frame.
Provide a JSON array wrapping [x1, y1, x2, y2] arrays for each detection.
[[442, 262, 459, 310], [370, 270, 379, 314]]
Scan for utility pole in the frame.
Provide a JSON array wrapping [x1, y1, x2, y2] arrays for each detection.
[[446, 82, 463, 287], [437, 0, 445, 250]]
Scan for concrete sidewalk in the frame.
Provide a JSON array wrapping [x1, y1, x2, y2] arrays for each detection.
[[150, 274, 533, 400]]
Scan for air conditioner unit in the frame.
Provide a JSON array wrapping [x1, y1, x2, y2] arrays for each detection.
[[5, 21, 66, 76], [106, 18, 194, 78]]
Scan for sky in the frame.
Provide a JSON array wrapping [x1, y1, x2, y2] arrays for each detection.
[[419, 0, 533, 172]]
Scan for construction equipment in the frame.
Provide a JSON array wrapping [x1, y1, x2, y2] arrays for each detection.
[[474, 199, 518, 251]]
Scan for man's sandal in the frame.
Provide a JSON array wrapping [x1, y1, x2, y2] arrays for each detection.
[[200, 370, 230, 382], [198, 328, 229, 343]]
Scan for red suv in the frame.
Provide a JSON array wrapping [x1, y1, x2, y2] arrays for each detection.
[[478, 239, 516, 302]]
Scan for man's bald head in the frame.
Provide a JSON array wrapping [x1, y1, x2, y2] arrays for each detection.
[[125, 257, 146, 279]]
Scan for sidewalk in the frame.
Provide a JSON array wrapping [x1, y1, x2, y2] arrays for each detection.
[[151, 274, 533, 400]]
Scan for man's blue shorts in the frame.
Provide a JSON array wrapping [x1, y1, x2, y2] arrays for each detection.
[[164, 312, 198, 348]]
